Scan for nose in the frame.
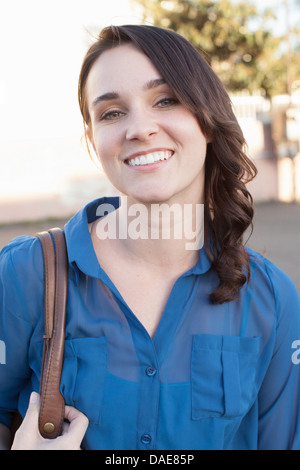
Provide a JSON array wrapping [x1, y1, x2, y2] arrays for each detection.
[[125, 108, 159, 141]]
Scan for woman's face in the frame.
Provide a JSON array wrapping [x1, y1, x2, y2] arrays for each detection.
[[86, 43, 208, 205]]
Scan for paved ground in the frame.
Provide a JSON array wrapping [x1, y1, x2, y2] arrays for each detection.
[[0, 201, 299, 293]]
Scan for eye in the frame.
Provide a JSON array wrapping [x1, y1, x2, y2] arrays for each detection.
[[156, 97, 179, 108], [100, 110, 125, 121]]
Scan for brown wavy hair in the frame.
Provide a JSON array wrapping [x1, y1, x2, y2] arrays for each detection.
[[78, 24, 257, 304]]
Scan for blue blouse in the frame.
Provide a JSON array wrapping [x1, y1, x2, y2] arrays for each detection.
[[1, 197, 300, 450]]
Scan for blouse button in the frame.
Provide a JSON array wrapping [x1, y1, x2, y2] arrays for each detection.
[[145, 367, 157, 377], [141, 433, 152, 444]]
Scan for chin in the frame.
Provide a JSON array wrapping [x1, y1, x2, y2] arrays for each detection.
[[132, 192, 174, 205]]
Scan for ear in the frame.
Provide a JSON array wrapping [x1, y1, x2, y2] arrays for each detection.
[[206, 132, 213, 144]]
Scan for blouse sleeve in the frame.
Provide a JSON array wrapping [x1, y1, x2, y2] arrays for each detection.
[[0, 236, 43, 428], [258, 260, 300, 450]]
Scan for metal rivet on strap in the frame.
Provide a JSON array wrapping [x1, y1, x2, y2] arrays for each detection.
[[43, 422, 55, 434]]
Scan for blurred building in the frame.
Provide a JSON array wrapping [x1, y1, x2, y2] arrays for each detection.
[[232, 89, 300, 204]]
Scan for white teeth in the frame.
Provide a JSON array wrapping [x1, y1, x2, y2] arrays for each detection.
[[147, 154, 155, 164], [127, 151, 173, 166]]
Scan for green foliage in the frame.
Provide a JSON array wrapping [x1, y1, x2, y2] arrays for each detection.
[[132, 0, 298, 97]]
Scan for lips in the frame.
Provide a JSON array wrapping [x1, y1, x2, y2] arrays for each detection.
[[125, 150, 173, 166]]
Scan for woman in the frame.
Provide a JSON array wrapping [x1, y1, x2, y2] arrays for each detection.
[[1, 24, 300, 450]]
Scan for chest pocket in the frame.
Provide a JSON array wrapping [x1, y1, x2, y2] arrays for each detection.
[[60, 337, 107, 425], [191, 334, 260, 420]]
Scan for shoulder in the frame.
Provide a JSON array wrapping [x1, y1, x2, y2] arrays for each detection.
[[245, 246, 300, 318], [246, 246, 298, 293], [0, 234, 44, 276], [0, 235, 44, 323]]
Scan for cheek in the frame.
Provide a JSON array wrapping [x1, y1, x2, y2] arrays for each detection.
[[182, 127, 208, 158], [92, 132, 116, 165], [172, 112, 207, 146]]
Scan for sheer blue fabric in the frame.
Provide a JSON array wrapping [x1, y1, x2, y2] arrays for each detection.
[[1, 197, 300, 450]]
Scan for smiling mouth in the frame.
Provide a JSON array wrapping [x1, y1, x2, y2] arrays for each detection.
[[126, 150, 173, 166]]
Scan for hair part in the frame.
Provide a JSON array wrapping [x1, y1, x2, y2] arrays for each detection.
[[78, 24, 257, 304]]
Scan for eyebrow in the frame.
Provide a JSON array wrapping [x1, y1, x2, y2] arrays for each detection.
[[92, 78, 167, 107], [146, 78, 166, 90]]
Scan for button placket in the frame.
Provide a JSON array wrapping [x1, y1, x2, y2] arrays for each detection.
[[137, 364, 159, 449]]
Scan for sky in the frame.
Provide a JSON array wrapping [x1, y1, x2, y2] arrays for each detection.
[[230, 0, 300, 38]]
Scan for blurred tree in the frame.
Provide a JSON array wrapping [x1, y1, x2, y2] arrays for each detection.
[[132, 0, 298, 97]]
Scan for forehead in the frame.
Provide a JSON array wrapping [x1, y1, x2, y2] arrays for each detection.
[[86, 43, 162, 104]]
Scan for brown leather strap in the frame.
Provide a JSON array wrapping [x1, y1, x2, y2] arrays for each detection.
[[36, 228, 68, 439]]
